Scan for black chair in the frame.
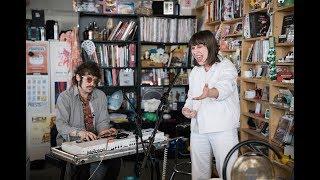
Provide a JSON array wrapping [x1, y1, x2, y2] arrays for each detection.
[[45, 124, 67, 180], [169, 122, 192, 180]]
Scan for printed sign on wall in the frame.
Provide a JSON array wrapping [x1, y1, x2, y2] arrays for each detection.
[[26, 75, 49, 109], [26, 41, 48, 74]]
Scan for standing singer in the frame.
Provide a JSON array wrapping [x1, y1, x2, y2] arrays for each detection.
[[182, 30, 240, 180]]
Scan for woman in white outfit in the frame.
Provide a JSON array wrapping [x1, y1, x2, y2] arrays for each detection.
[[182, 30, 240, 180]]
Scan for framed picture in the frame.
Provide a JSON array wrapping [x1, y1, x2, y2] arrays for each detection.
[[163, 1, 174, 15]]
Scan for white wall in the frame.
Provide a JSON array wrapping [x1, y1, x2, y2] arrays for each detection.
[[26, 0, 78, 31]]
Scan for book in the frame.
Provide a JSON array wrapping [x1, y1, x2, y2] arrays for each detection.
[[279, 14, 294, 43], [127, 25, 138, 41], [114, 21, 129, 40], [284, 121, 294, 145], [246, 44, 254, 62], [273, 114, 294, 144], [249, 12, 270, 38], [108, 21, 123, 41]]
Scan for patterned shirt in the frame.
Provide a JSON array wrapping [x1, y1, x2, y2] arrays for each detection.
[[79, 92, 94, 133]]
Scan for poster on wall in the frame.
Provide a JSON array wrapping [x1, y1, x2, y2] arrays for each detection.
[[26, 75, 49, 110], [49, 41, 72, 113], [50, 41, 72, 78], [26, 41, 48, 74], [30, 115, 55, 145]]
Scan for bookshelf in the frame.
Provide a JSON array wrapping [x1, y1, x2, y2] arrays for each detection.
[[138, 15, 196, 123], [239, 0, 294, 179], [195, 0, 243, 79], [78, 11, 196, 129]]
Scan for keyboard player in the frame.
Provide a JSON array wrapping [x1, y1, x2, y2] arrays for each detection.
[[55, 61, 121, 180]]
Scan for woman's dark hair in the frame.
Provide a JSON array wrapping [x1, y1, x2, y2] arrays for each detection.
[[72, 61, 101, 85], [189, 30, 220, 66]]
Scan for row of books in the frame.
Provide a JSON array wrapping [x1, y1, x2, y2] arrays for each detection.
[[96, 44, 136, 68], [246, 40, 269, 63], [205, 0, 243, 22], [107, 20, 137, 41], [103, 68, 135, 86], [139, 17, 196, 43]]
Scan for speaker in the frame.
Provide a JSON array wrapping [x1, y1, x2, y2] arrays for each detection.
[[152, 1, 164, 15], [46, 20, 56, 40], [31, 10, 45, 27]]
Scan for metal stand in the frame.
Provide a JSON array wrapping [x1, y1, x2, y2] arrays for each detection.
[[139, 72, 180, 177]]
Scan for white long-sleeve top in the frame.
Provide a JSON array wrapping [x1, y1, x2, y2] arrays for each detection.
[[184, 57, 240, 133]]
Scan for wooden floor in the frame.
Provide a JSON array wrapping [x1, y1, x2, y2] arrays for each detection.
[[28, 156, 220, 180], [28, 158, 192, 180]]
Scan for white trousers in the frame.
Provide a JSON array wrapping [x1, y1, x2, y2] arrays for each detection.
[[190, 129, 239, 180]]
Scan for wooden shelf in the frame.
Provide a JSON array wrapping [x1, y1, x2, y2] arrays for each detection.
[[270, 81, 294, 89], [270, 140, 285, 151], [241, 128, 269, 142], [205, 20, 221, 26], [276, 42, 294, 47], [234, 0, 295, 174], [242, 97, 269, 105], [270, 103, 293, 112], [221, 18, 243, 24], [223, 33, 243, 38], [272, 160, 293, 172], [242, 112, 269, 123], [249, 7, 268, 13], [276, 62, 294, 66], [243, 61, 266, 65], [244, 36, 268, 42], [277, 5, 294, 12], [241, 77, 269, 84]]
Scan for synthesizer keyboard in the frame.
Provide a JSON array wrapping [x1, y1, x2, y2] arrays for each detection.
[[61, 128, 167, 156]]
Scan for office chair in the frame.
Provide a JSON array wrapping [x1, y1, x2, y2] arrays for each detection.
[[169, 122, 191, 180], [44, 124, 67, 180]]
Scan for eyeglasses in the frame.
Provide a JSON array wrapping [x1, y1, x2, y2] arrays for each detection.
[[82, 75, 99, 84]]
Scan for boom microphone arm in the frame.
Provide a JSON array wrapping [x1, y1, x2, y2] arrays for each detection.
[[122, 93, 147, 154], [139, 71, 181, 176]]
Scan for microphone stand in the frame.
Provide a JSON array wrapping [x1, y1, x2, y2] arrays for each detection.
[[139, 71, 180, 177], [122, 93, 147, 154], [122, 92, 152, 177]]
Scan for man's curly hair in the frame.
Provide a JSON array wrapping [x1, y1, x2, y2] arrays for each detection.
[[72, 61, 101, 85]]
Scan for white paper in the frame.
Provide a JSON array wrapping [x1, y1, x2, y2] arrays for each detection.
[[26, 75, 49, 109]]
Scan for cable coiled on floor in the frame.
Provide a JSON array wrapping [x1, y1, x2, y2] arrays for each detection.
[[161, 145, 169, 180]]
